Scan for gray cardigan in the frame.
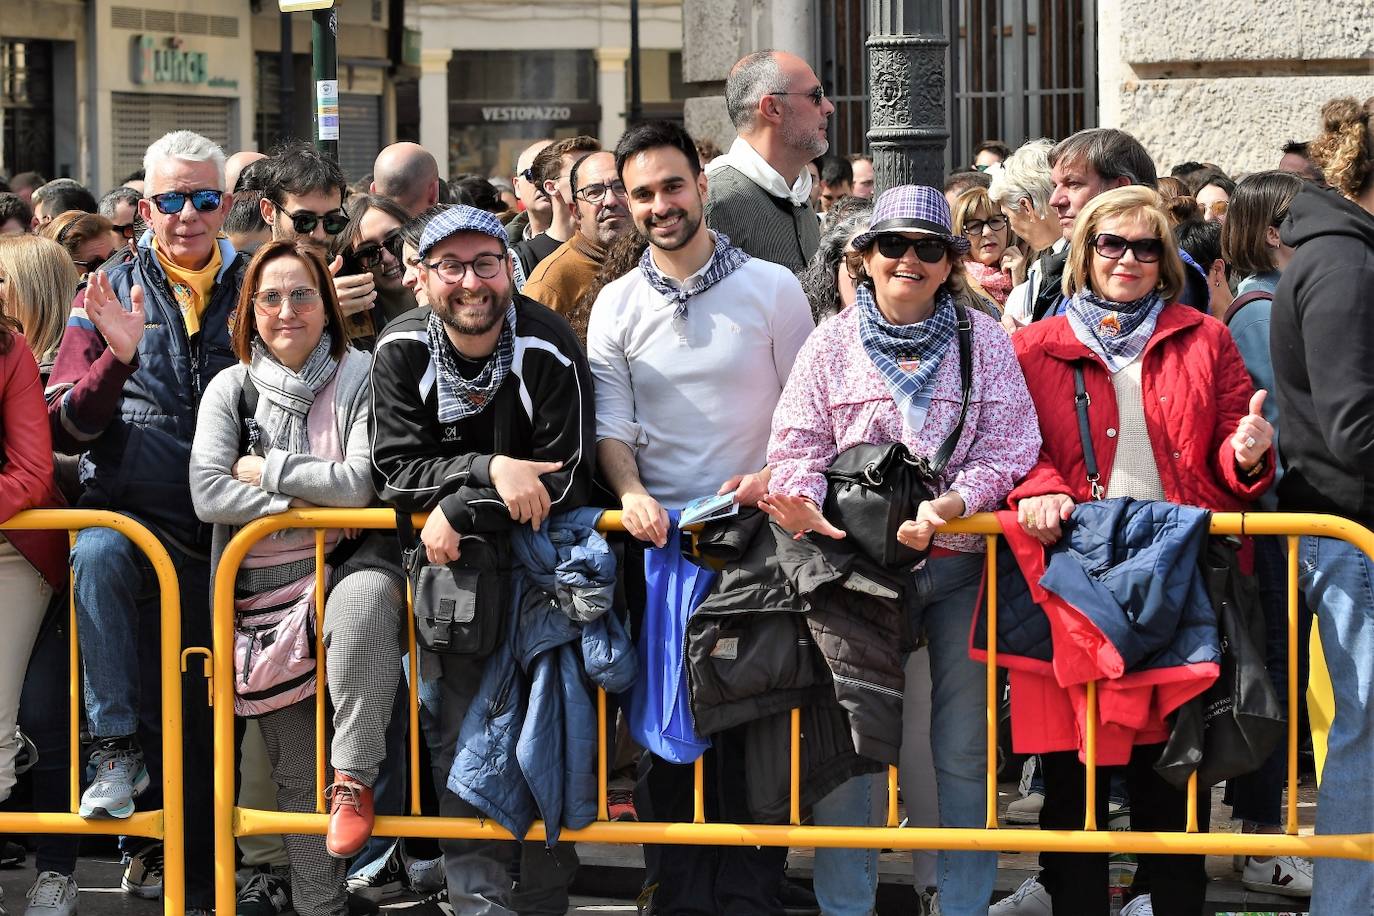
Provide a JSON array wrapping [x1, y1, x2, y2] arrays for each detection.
[[190, 348, 375, 575], [704, 164, 821, 274]]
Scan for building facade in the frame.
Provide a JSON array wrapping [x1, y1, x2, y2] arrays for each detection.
[[0, 0, 403, 193], [407, 0, 685, 180]]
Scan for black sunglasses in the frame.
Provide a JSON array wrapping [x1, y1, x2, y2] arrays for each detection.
[[72, 256, 110, 273], [148, 189, 223, 215], [874, 234, 949, 264], [352, 231, 404, 269], [285, 209, 350, 236], [113, 223, 137, 240], [770, 85, 827, 106], [1091, 232, 1164, 264]]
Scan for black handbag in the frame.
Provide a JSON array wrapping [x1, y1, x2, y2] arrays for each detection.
[[396, 511, 509, 657], [1154, 536, 1286, 789], [822, 300, 974, 568]]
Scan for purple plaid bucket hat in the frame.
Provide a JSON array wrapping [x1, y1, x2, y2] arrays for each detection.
[[850, 185, 971, 255]]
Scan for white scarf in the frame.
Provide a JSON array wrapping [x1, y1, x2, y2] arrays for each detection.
[[706, 137, 813, 207]]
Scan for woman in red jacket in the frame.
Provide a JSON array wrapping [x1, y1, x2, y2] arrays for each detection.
[[0, 311, 67, 812], [1008, 186, 1274, 916]]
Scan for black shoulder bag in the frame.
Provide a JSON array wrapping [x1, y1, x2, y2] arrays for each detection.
[[395, 511, 509, 657], [823, 300, 974, 568]]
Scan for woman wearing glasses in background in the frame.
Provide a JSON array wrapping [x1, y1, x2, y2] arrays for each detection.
[[763, 186, 1040, 916], [1007, 186, 1273, 916], [950, 186, 1025, 311], [40, 211, 118, 279], [336, 193, 415, 349], [190, 241, 405, 916]]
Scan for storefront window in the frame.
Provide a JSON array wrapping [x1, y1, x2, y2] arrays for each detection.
[[1, 39, 55, 179], [447, 50, 598, 178]]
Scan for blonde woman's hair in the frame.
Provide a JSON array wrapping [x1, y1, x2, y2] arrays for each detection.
[[1309, 96, 1374, 199], [1062, 186, 1186, 303], [0, 234, 77, 364]]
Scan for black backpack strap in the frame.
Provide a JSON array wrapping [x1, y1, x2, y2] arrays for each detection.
[[1222, 289, 1274, 326], [929, 299, 975, 477], [238, 373, 263, 457], [1073, 363, 1104, 500]]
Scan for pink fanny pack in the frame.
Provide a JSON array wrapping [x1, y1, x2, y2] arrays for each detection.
[[233, 572, 327, 717]]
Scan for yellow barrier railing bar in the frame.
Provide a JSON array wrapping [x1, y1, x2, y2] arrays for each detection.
[[212, 508, 1374, 914], [314, 530, 328, 814], [1286, 533, 1301, 836], [984, 534, 999, 830], [0, 509, 189, 915]]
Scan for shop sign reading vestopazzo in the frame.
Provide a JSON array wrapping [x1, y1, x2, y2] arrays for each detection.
[[132, 35, 237, 89], [481, 105, 574, 122]]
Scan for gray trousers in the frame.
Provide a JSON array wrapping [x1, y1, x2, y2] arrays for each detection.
[[257, 566, 405, 916], [427, 651, 579, 915]]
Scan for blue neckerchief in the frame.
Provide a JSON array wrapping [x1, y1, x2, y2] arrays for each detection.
[[638, 232, 750, 320], [1065, 288, 1165, 373], [856, 284, 957, 435]]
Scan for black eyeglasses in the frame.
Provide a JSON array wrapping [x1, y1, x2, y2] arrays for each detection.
[[574, 180, 627, 205], [421, 254, 506, 283], [352, 231, 404, 269], [1091, 232, 1164, 264], [770, 86, 827, 106], [284, 209, 350, 236], [961, 216, 1008, 236], [113, 223, 137, 240], [72, 255, 111, 274], [148, 189, 224, 215], [874, 234, 948, 264]]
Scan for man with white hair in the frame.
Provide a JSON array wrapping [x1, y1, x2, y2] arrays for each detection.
[[47, 129, 241, 916], [704, 49, 835, 272]]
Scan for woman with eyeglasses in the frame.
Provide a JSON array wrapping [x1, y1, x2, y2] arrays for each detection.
[[39, 211, 118, 279], [762, 186, 1040, 916], [190, 240, 406, 916], [951, 186, 1023, 310], [335, 193, 415, 349], [1007, 186, 1273, 915]]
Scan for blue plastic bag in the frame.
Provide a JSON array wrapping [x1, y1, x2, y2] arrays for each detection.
[[624, 514, 715, 763]]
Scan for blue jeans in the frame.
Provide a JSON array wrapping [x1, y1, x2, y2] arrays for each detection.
[[1298, 536, 1374, 916], [915, 551, 998, 916], [811, 771, 883, 916], [70, 523, 215, 908]]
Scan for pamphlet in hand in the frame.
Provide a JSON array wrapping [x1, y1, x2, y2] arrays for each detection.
[[680, 492, 740, 527]]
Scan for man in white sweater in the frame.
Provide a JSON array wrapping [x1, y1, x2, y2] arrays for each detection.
[[586, 119, 813, 914]]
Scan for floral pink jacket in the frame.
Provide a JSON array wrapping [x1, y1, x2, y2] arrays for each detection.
[[767, 303, 1041, 552]]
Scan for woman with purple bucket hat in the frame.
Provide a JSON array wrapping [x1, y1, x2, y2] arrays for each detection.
[[762, 186, 1041, 916]]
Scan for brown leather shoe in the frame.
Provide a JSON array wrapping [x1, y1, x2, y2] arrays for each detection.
[[326, 772, 374, 859]]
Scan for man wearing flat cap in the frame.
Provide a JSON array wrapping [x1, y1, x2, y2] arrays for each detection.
[[369, 205, 594, 913]]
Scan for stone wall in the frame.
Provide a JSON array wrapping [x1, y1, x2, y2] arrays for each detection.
[[1101, 0, 1374, 173]]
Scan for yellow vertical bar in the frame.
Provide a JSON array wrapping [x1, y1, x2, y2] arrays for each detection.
[[789, 707, 801, 825], [598, 688, 608, 821], [315, 530, 327, 813], [693, 757, 705, 824], [67, 531, 79, 814], [985, 536, 999, 829], [214, 530, 241, 914], [1286, 535, 1300, 835], [150, 529, 185, 916], [1084, 679, 1098, 831], [887, 765, 899, 827], [1186, 771, 1199, 833], [407, 574, 422, 816]]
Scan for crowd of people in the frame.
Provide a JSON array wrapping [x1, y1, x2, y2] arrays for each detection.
[[0, 45, 1371, 916]]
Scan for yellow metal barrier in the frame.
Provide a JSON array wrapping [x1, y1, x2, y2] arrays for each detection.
[[0, 509, 192, 915], [212, 509, 1374, 913]]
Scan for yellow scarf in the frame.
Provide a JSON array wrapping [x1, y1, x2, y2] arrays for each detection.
[[154, 239, 223, 338]]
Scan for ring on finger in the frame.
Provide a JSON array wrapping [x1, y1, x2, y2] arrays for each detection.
[[1025, 518, 1038, 529], [1244, 435, 1257, 449]]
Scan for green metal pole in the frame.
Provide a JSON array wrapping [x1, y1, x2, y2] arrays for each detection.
[[311, 5, 339, 161]]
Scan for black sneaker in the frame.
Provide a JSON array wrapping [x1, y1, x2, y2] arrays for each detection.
[[0, 840, 25, 869], [777, 876, 820, 916], [345, 838, 407, 902], [398, 887, 453, 914], [236, 868, 290, 916]]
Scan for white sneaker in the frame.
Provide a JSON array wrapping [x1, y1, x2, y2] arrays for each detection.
[[24, 872, 78, 916], [1241, 854, 1314, 898], [1119, 894, 1153, 916], [990, 877, 1052, 915], [1005, 791, 1045, 825]]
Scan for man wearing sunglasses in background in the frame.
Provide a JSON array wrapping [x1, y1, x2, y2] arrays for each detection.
[[47, 129, 243, 916], [258, 142, 377, 322], [503, 138, 553, 244], [99, 186, 142, 254], [704, 49, 834, 273], [522, 150, 631, 331]]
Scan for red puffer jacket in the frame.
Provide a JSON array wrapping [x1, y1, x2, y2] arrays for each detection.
[[1008, 304, 1273, 510], [1, 335, 68, 590]]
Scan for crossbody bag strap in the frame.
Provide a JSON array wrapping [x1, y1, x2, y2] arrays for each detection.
[[928, 299, 975, 477], [1073, 363, 1105, 500]]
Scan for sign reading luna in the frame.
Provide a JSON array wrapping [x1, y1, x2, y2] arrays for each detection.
[[133, 34, 209, 86]]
